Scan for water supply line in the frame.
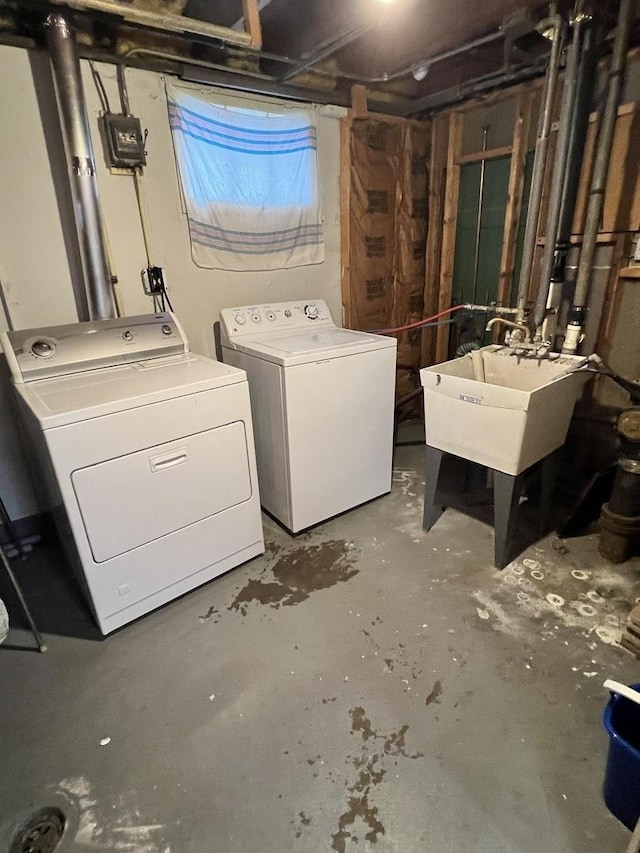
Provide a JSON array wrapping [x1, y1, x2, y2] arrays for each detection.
[[369, 304, 517, 335], [533, 6, 585, 333], [514, 8, 563, 323], [45, 13, 116, 321], [351, 29, 505, 84], [563, 0, 634, 354], [278, 24, 372, 83]]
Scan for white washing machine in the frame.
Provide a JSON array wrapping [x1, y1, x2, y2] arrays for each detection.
[[2, 312, 264, 634], [220, 300, 397, 533]]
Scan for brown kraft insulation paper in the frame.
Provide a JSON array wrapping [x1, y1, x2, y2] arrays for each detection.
[[348, 119, 430, 418]]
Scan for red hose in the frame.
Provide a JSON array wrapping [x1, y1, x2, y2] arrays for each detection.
[[369, 304, 468, 335]]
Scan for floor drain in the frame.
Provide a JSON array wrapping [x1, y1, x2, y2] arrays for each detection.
[[9, 808, 65, 853]]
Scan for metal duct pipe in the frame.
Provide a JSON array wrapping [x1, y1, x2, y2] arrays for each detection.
[[514, 14, 563, 315], [533, 13, 585, 331], [563, 0, 634, 353], [45, 13, 116, 321]]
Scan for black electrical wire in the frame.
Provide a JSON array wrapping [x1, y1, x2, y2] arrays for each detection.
[[161, 287, 174, 312], [89, 60, 111, 114]]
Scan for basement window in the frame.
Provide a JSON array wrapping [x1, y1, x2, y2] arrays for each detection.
[[167, 84, 325, 272]]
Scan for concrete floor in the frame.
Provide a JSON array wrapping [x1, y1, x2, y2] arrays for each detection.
[[1, 441, 639, 853]]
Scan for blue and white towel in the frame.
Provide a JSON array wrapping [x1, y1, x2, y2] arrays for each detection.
[[167, 84, 325, 271]]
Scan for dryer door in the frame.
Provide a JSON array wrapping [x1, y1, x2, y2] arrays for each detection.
[[71, 421, 252, 562]]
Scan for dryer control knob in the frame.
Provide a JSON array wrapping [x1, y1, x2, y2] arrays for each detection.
[[31, 340, 54, 358], [304, 303, 319, 320], [161, 324, 173, 335]]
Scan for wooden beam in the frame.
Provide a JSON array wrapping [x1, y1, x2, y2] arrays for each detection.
[[593, 233, 631, 397], [455, 145, 513, 165], [445, 76, 544, 115], [422, 112, 448, 366], [360, 109, 425, 128], [619, 266, 640, 278], [435, 112, 463, 363], [351, 85, 368, 119], [340, 117, 353, 328], [242, 0, 262, 48], [496, 87, 533, 314]]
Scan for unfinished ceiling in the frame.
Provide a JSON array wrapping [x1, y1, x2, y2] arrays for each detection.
[[2, 0, 639, 114]]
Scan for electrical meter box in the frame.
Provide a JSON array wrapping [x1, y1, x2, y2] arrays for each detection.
[[100, 113, 146, 169]]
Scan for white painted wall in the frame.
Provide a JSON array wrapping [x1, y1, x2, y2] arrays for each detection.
[[0, 44, 344, 520]]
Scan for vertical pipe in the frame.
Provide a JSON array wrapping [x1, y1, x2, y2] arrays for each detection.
[[543, 9, 600, 342], [515, 13, 563, 316], [471, 126, 489, 305], [563, 0, 634, 353], [554, 10, 598, 262], [533, 13, 584, 330], [45, 13, 116, 321]]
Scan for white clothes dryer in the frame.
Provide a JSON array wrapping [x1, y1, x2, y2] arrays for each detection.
[[2, 312, 264, 634]]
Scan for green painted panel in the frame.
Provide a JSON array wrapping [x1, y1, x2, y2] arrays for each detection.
[[452, 162, 481, 307], [452, 155, 511, 308], [450, 152, 535, 351]]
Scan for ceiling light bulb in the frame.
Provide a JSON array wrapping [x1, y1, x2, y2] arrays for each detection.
[[412, 61, 430, 81]]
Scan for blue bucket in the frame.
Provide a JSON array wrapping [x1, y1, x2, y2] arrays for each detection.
[[603, 682, 640, 830]]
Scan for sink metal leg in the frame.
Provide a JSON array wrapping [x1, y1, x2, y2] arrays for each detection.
[[423, 445, 445, 531], [493, 470, 525, 569], [540, 449, 562, 535]]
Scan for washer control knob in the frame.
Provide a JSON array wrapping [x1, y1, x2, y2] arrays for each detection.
[[284, 309, 292, 318], [266, 311, 276, 322], [251, 313, 261, 323], [161, 324, 173, 335], [304, 303, 319, 320], [235, 314, 246, 325], [31, 340, 54, 358], [122, 330, 133, 341]]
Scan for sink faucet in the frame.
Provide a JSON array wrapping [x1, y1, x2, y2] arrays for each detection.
[[485, 316, 529, 343]]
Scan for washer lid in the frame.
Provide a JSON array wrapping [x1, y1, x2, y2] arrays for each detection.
[[231, 328, 396, 366]]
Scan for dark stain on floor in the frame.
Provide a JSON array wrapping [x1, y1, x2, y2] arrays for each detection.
[[332, 793, 385, 853], [294, 811, 312, 839], [198, 605, 220, 622], [425, 679, 443, 707], [330, 709, 424, 851], [350, 707, 376, 741], [229, 540, 357, 614]]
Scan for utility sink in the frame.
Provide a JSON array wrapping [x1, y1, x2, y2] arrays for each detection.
[[420, 345, 591, 475]]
